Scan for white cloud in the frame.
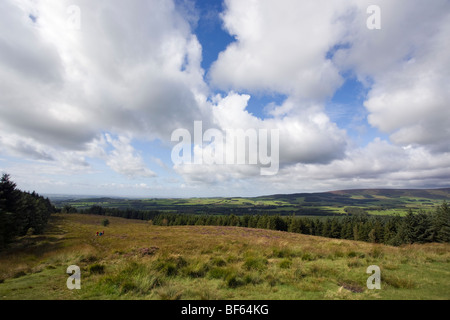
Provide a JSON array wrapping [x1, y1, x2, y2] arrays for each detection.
[[333, 0, 450, 152], [209, 0, 348, 100], [0, 0, 209, 150], [1, 0, 449, 195], [104, 134, 156, 178]]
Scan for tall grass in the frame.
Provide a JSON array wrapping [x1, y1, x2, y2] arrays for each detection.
[[0, 213, 449, 300]]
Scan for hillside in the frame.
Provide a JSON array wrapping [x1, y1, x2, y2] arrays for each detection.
[[328, 188, 450, 199], [0, 213, 449, 300], [52, 187, 450, 216]]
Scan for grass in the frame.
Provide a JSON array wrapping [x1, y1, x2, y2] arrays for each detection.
[[0, 213, 449, 300]]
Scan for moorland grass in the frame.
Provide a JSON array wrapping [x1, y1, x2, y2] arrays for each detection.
[[0, 213, 449, 300]]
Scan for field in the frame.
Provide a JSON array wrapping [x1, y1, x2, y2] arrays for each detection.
[[1, 213, 449, 300], [52, 188, 450, 216]]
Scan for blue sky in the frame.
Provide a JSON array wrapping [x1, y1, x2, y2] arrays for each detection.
[[0, 0, 449, 197]]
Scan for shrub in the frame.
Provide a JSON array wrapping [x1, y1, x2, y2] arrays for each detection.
[[102, 219, 110, 227]]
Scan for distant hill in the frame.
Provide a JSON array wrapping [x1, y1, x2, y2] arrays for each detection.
[[328, 188, 450, 199], [52, 187, 450, 216]]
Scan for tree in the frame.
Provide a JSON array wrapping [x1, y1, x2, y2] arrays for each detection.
[[102, 219, 110, 227], [329, 219, 341, 238], [288, 218, 302, 233], [0, 174, 20, 213], [0, 174, 53, 247], [429, 202, 450, 243], [399, 209, 418, 244], [414, 211, 432, 243], [62, 205, 78, 214]]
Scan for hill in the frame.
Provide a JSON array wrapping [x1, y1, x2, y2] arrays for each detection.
[[52, 187, 450, 216], [0, 213, 449, 300], [328, 188, 450, 199]]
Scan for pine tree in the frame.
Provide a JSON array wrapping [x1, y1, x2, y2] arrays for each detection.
[[414, 211, 433, 243], [398, 209, 418, 244], [288, 218, 302, 233], [429, 202, 450, 243], [321, 220, 331, 237], [0, 174, 20, 213]]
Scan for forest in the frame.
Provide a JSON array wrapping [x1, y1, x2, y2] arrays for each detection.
[[71, 200, 450, 246], [0, 174, 55, 247]]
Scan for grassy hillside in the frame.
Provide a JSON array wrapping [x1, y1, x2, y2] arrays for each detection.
[[0, 213, 449, 300]]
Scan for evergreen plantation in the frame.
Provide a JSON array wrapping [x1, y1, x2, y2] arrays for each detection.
[[0, 174, 55, 247], [71, 200, 450, 246]]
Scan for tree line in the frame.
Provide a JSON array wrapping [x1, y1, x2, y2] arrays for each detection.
[[150, 203, 449, 246], [62, 204, 161, 221], [67, 200, 450, 246], [0, 174, 55, 247]]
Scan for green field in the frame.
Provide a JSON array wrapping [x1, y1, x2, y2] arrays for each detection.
[[52, 188, 450, 217], [1, 214, 449, 300]]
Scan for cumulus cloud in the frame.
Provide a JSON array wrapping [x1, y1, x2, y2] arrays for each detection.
[[0, 0, 209, 151], [104, 134, 156, 178], [210, 92, 348, 165], [332, 0, 450, 152], [209, 0, 349, 100], [244, 140, 450, 194], [1, 0, 449, 194]]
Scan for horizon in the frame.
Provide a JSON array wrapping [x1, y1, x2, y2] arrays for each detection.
[[41, 186, 450, 201], [1, 0, 449, 198]]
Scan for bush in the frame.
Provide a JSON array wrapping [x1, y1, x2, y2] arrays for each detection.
[[102, 219, 110, 227]]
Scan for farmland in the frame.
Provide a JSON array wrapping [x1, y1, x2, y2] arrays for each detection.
[[52, 188, 450, 216]]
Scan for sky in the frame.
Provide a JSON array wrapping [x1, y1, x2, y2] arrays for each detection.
[[0, 0, 449, 198]]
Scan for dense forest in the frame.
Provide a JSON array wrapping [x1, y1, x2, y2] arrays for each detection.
[[69, 200, 450, 246], [150, 205, 450, 246], [0, 174, 55, 247]]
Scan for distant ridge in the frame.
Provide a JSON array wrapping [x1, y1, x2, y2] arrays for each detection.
[[258, 188, 450, 200], [53, 187, 450, 216], [327, 188, 450, 199]]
